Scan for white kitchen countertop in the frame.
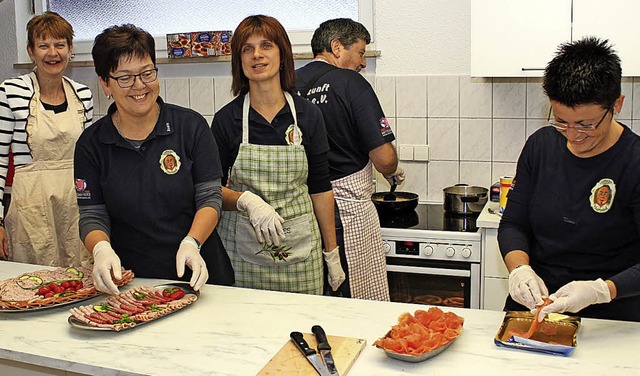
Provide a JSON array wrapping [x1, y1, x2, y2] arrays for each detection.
[[477, 201, 501, 229], [1, 261, 639, 376]]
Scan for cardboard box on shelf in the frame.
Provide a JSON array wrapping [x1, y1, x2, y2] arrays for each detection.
[[166, 33, 192, 58], [191, 31, 233, 57]]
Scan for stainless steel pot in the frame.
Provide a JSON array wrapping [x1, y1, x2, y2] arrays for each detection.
[[443, 184, 488, 215]]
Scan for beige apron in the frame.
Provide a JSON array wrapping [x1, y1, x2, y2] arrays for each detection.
[[6, 75, 90, 267], [332, 161, 390, 301]]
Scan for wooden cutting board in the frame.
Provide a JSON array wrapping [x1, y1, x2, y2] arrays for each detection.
[[257, 333, 367, 375]]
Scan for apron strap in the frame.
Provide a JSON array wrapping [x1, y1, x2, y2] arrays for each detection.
[[242, 92, 301, 145], [299, 63, 337, 99]]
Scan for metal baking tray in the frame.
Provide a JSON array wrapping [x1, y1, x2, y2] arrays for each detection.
[[494, 311, 580, 356]]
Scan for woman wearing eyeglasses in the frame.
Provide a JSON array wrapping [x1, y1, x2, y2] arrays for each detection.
[[498, 37, 640, 322], [74, 24, 233, 295], [0, 12, 93, 266]]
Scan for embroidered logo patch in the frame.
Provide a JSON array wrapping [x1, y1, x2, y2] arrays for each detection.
[[379, 117, 393, 137], [590, 178, 615, 213], [160, 150, 181, 175], [284, 124, 302, 145], [75, 178, 91, 200]]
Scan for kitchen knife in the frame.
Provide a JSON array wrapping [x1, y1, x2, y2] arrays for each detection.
[[290, 331, 331, 376], [312, 325, 339, 375]]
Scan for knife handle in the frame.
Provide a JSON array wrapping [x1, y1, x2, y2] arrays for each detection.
[[312, 325, 331, 351], [290, 331, 317, 356]]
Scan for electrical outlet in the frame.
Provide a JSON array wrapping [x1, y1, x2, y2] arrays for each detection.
[[413, 145, 430, 161], [398, 145, 414, 161]]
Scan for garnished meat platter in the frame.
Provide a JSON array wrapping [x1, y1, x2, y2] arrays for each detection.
[[68, 283, 198, 332], [0, 266, 134, 312]]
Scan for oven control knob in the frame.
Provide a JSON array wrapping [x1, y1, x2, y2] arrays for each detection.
[[422, 245, 434, 256], [445, 247, 455, 257], [462, 248, 472, 258], [383, 241, 392, 254]]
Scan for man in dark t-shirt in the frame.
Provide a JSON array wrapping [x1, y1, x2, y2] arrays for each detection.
[[295, 19, 403, 300]]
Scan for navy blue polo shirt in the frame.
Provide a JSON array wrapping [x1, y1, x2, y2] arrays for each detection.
[[74, 98, 231, 283], [296, 61, 395, 180], [211, 92, 332, 194]]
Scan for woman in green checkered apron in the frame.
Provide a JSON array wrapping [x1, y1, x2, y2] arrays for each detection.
[[214, 15, 344, 294]]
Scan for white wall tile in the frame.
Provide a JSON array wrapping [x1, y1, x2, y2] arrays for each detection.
[[396, 161, 427, 202], [395, 75, 427, 118], [491, 162, 517, 183], [165, 78, 190, 108], [460, 118, 491, 161], [492, 119, 526, 162], [204, 116, 213, 126], [189, 78, 214, 116], [493, 79, 526, 118], [214, 76, 234, 112], [363, 73, 375, 90], [396, 118, 427, 145], [428, 75, 459, 118], [375, 75, 396, 117], [159, 78, 166, 102], [428, 118, 459, 160], [526, 119, 547, 139], [620, 78, 633, 120], [427, 161, 458, 202], [632, 120, 640, 135], [460, 161, 492, 189], [526, 78, 547, 119], [634, 78, 640, 120], [97, 85, 112, 116], [460, 76, 492, 118]]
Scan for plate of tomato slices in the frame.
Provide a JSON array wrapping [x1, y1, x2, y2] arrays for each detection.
[[374, 307, 464, 362], [68, 283, 198, 332]]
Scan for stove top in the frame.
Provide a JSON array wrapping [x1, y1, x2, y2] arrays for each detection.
[[378, 203, 479, 232]]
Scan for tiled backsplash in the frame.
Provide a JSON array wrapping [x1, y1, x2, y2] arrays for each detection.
[[84, 75, 640, 203]]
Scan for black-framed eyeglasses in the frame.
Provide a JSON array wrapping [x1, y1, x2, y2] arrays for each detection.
[[547, 104, 613, 133], [108, 68, 158, 88]]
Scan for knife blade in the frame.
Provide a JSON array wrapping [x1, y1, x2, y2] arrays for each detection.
[[290, 331, 331, 376], [312, 325, 339, 375]]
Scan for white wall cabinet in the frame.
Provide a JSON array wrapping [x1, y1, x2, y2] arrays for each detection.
[[472, 0, 640, 77]]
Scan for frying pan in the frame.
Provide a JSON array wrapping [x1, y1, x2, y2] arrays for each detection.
[[371, 191, 419, 213]]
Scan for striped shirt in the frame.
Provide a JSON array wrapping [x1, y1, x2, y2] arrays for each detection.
[[0, 72, 93, 215]]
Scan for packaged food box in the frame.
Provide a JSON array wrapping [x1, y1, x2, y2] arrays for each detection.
[[191, 31, 233, 57], [166, 33, 192, 58]]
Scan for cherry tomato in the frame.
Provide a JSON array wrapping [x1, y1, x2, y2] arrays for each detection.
[[68, 280, 77, 288], [65, 287, 75, 292], [61, 281, 70, 289], [44, 292, 54, 298], [170, 289, 185, 300], [38, 286, 50, 295], [77, 281, 84, 289]]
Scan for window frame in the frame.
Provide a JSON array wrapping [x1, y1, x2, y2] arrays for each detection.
[[18, 0, 374, 63]]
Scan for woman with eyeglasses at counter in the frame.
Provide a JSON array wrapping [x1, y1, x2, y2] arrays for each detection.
[[73, 24, 234, 295], [498, 37, 640, 322]]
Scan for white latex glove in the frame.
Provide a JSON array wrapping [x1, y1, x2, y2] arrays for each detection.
[[508, 265, 549, 310], [383, 166, 405, 186], [237, 191, 285, 246], [323, 246, 346, 291], [92, 241, 122, 295], [176, 236, 209, 291], [539, 279, 612, 319]]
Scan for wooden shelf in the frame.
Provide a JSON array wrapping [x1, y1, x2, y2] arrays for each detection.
[[13, 50, 381, 69]]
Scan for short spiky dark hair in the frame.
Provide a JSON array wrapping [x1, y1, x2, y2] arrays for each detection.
[[92, 24, 156, 81], [311, 18, 371, 56], [543, 37, 621, 109]]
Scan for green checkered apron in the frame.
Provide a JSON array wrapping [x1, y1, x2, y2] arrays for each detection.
[[218, 92, 323, 294]]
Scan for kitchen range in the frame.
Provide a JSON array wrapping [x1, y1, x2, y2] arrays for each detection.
[[379, 202, 482, 309]]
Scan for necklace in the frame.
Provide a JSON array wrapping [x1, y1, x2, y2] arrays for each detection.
[[113, 103, 160, 140]]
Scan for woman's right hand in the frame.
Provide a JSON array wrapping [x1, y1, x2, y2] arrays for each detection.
[[508, 264, 549, 310], [236, 191, 285, 246], [92, 241, 122, 295]]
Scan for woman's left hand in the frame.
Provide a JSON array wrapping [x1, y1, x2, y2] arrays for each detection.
[[176, 237, 209, 291], [540, 278, 612, 316]]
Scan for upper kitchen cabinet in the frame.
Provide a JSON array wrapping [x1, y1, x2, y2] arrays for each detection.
[[573, 0, 640, 76], [471, 0, 639, 77]]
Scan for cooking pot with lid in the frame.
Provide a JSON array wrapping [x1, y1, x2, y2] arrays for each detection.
[[443, 184, 488, 215]]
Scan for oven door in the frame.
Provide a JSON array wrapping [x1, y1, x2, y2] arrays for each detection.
[[386, 257, 481, 309]]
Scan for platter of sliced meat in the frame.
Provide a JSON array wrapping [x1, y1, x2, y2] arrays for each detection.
[[68, 283, 198, 332], [0, 266, 134, 312]]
